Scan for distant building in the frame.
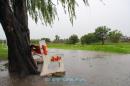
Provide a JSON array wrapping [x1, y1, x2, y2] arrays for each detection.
[[121, 36, 130, 42]]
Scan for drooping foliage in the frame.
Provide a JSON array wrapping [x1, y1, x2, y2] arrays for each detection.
[[10, 0, 88, 25]]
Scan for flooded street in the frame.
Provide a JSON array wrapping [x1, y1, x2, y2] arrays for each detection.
[[1, 49, 130, 86]]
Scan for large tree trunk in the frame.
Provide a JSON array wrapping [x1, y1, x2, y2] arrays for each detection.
[[0, 0, 38, 76], [13, 0, 29, 40]]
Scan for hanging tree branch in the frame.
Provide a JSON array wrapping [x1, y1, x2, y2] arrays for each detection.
[[26, 0, 89, 25]]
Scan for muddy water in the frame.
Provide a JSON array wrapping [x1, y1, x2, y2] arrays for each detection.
[[1, 49, 130, 86]]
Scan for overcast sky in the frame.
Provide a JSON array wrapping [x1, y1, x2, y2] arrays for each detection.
[[0, 0, 130, 40]]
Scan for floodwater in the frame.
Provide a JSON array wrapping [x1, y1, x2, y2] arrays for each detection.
[[1, 49, 130, 86]]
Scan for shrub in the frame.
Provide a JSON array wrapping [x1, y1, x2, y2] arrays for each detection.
[[68, 34, 79, 44], [81, 33, 98, 44]]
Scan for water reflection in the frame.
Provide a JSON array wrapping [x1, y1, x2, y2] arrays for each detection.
[[0, 49, 130, 86]]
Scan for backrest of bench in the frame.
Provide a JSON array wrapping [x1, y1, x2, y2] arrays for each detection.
[[39, 40, 48, 55]]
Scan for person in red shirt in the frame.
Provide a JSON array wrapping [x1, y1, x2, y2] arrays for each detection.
[[30, 44, 41, 54]]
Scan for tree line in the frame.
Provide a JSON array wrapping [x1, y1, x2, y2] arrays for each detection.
[[33, 26, 130, 45], [2, 25, 129, 45]]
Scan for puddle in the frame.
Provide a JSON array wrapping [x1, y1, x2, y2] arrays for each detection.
[[0, 49, 130, 86]]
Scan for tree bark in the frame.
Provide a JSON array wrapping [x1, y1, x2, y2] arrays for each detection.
[[0, 0, 38, 76], [101, 37, 105, 45]]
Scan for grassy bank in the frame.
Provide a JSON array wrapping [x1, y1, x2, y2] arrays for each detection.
[[48, 43, 130, 54], [0, 44, 8, 60], [0, 43, 130, 60]]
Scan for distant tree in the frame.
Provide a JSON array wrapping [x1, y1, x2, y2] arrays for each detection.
[[68, 34, 79, 44], [55, 35, 60, 41], [64, 39, 70, 44], [0, 39, 3, 43], [95, 26, 111, 45], [41, 38, 51, 43], [108, 30, 122, 43], [81, 33, 98, 44], [58, 39, 66, 43], [53, 35, 60, 43]]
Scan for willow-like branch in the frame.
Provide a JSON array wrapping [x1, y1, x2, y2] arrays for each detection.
[[10, 0, 88, 26]]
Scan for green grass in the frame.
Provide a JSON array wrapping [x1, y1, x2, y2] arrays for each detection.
[[48, 43, 130, 54], [0, 43, 8, 60], [0, 42, 130, 60]]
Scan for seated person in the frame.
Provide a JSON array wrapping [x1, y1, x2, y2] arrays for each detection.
[[30, 44, 41, 54], [30, 44, 48, 55]]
